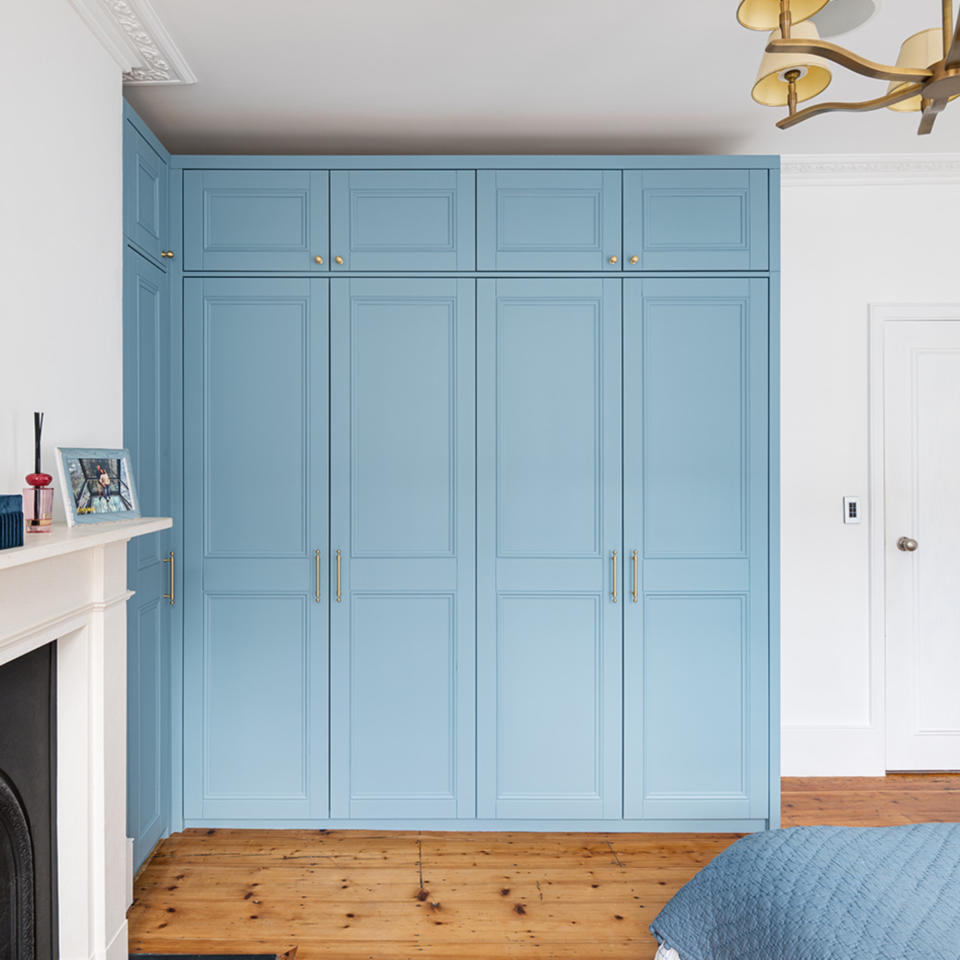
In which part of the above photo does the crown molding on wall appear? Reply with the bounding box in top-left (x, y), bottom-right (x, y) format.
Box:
top-left (782, 153), bottom-right (960, 186)
top-left (69, 0), bottom-right (196, 84)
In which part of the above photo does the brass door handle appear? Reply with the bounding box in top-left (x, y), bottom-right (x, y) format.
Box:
top-left (315, 549), bottom-right (321, 602)
top-left (611, 550), bottom-right (618, 603)
top-left (314, 255), bottom-right (324, 264)
top-left (334, 255), bottom-right (344, 265)
top-left (632, 549), bottom-right (638, 603)
top-left (629, 255), bottom-right (640, 264)
top-left (336, 548), bottom-right (342, 603)
top-left (161, 250), bottom-right (175, 259)
top-left (162, 551), bottom-right (175, 606)
top-left (608, 255), bottom-right (619, 264)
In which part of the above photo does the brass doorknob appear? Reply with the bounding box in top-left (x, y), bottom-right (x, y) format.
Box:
top-left (629, 255), bottom-right (640, 264)
top-left (334, 256), bottom-right (344, 265)
top-left (314, 255), bottom-right (324, 264)
top-left (608, 255), bottom-right (619, 264)
top-left (161, 250), bottom-right (174, 259)
top-left (897, 537), bottom-right (919, 552)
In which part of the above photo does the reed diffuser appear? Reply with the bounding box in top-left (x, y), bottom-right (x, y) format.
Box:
top-left (24, 411), bottom-right (54, 533)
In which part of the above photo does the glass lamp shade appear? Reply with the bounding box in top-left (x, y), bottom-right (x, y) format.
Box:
top-left (887, 29), bottom-right (943, 111)
top-left (752, 21), bottom-right (833, 106)
top-left (737, 0), bottom-right (831, 31)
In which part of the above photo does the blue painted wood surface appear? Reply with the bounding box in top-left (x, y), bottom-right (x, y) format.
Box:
top-left (330, 278), bottom-right (476, 819)
top-left (182, 277), bottom-right (329, 819)
top-left (477, 279), bottom-right (622, 819)
top-left (123, 120), bottom-right (168, 265)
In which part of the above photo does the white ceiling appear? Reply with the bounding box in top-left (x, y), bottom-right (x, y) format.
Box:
top-left (124, 0), bottom-right (960, 155)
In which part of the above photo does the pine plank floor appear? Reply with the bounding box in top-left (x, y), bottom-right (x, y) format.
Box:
top-left (129, 775), bottom-right (960, 959)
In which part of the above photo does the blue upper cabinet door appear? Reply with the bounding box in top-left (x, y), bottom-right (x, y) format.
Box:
top-left (477, 171), bottom-right (622, 271)
top-left (183, 170), bottom-right (329, 271)
top-left (330, 278), bottom-right (476, 820)
top-left (477, 279), bottom-right (622, 820)
top-left (182, 278), bottom-right (329, 821)
top-left (623, 170), bottom-right (769, 271)
top-left (623, 278), bottom-right (769, 822)
top-left (123, 122), bottom-right (168, 264)
top-left (123, 246), bottom-right (171, 866)
top-left (330, 170), bottom-right (475, 270)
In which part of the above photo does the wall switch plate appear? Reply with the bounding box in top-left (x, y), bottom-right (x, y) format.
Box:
top-left (843, 496), bottom-right (862, 524)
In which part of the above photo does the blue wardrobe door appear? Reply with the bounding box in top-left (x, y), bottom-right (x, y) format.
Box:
top-left (477, 171), bottom-right (622, 271)
top-left (623, 170), bottom-right (769, 271)
top-left (123, 123), bottom-right (168, 264)
top-left (477, 278), bottom-right (622, 820)
top-left (182, 277), bottom-right (329, 820)
top-left (183, 170), bottom-right (329, 271)
top-left (329, 278), bottom-right (476, 819)
top-left (330, 170), bottom-right (475, 270)
top-left (623, 278), bottom-right (769, 821)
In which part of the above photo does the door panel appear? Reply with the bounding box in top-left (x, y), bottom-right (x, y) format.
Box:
top-left (623, 170), bottom-right (768, 271)
top-left (477, 171), bottom-right (622, 271)
top-left (477, 278), bottom-right (622, 819)
top-left (183, 278), bottom-right (329, 820)
top-left (330, 170), bottom-right (475, 270)
top-left (124, 124), bottom-right (167, 264)
top-left (183, 170), bottom-right (329, 271)
top-left (623, 278), bottom-right (768, 820)
top-left (330, 278), bottom-right (475, 819)
top-left (123, 247), bottom-right (171, 865)
top-left (884, 319), bottom-right (960, 770)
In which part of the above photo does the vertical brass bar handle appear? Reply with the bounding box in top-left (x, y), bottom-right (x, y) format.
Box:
top-left (611, 550), bottom-right (618, 603)
top-left (315, 549), bottom-right (321, 603)
top-left (336, 548), bottom-right (342, 603)
top-left (162, 551), bottom-right (175, 606)
top-left (632, 549), bottom-right (639, 603)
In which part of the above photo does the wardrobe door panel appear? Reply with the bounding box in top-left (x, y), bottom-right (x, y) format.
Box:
top-left (183, 278), bottom-right (329, 821)
top-left (123, 123), bottom-right (167, 263)
top-left (623, 170), bottom-right (768, 271)
top-left (477, 278), bottom-right (622, 820)
top-left (477, 171), bottom-right (622, 271)
top-left (623, 278), bottom-right (769, 821)
top-left (183, 170), bottom-right (329, 271)
top-left (330, 170), bottom-right (475, 270)
top-left (330, 278), bottom-right (475, 819)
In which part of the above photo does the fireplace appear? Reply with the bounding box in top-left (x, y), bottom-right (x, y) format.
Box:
top-left (0, 643), bottom-right (58, 960)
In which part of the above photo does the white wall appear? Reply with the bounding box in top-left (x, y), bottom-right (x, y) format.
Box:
top-left (779, 156), bottom-right (960, 775)
top-left (0, 2), bottom-right (123, 518)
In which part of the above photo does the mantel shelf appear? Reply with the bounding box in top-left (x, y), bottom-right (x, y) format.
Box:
top-left (0, 517), bottom-right (172, 572)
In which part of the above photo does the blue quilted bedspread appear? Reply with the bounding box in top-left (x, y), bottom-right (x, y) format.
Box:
top-left (650, 824), bottom-right (960, 960)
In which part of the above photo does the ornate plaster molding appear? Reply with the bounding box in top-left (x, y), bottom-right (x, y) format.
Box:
top-left (782, 153), bottom-right (960, 185)
top-left (70, 0), bottom-right (196, 84)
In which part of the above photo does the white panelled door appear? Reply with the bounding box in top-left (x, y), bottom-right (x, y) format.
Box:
top-left (884, 319), bottom-right (960, 771)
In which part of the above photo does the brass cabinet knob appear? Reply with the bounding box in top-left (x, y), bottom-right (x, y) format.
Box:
top-left (161, 250), bottom-right (175, 259)
top-left (608, 255), bottom-right (619, 264)
top-left (314, 255), bottom-right (324, 264)
top-left (334, 255), bottom-right (344, 265)
top-left (629, 255), bottom-right (640, 264)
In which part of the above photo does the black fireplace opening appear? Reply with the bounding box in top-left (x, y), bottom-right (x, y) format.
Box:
top-left (0, 644), bottom-right (58, 960)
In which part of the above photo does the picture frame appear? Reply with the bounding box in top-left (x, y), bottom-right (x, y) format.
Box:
top-left (55, 447), bottom-right (141, 526)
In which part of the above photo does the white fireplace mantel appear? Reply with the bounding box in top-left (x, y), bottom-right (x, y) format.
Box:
top-left (0, 516), bottom-right (171, 960)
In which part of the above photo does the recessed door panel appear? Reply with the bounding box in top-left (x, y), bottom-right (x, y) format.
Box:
top-left (478, 171), bottom-right (622, 271)
top-left (478, 278), bottom-right (622, 820)
top-left (184, 170), bottom-right (329, 271)
top-left (331, 278), bottom-right (475, 819)
top-left (124, 123), bottom-right (167, 263)
top-left (623, 170), bottom-right (768, 270)
top-left (331, 170), bottom-right (475, 270)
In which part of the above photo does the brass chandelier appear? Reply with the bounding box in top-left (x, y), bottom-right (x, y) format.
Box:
top-left (738, 0), bottom-right (960, 134)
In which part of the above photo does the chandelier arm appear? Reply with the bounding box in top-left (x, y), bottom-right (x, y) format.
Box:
top-left (918, 98), bottom-right (949, 134)
top-left (766, 38), bottom-right (934, 83)
top-left (775, 83), bottom-right (927, 130)
top-left (947, 12), bottom-right (960, 65)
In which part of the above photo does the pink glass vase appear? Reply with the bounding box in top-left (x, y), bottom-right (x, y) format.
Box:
top-left (23, 487), bottom-right (53, 533)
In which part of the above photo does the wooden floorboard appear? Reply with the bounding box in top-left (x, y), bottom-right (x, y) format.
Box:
top-left (130, 776), bottom-right (960, 959)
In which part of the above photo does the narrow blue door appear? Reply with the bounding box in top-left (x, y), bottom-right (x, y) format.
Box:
top-left (123, 121), bottom-right (168, 264)
top-left (623, 278), bottom-right (769, 821)
top-left (182, 278), bottom-right (329, 821)
top-left (477, 279), bottom-right (622, 819)
top-left (123, 246), bottom-right (172, 866)
top-left (330, 278), bottom-right (476, 819)
top-left (330, 170), bottom-right (475, 270)
top-left (477, 171), bottom-right (622, 271)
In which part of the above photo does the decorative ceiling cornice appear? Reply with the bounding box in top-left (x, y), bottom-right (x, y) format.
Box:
top-left (782, 153), bottom-right (960, 185)
top-left (69, 0), bottom-right (196, 85)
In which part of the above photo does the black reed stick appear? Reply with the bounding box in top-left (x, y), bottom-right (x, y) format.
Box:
top-left (33, 412), bottom-right (43, 524)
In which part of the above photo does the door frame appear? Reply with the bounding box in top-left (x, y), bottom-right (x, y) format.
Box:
top-left (868, 303), bottom-right (960, 772)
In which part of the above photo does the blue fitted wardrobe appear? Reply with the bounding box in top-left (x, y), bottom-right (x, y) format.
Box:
top-left (123, 103), bottom-right (780, 866)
